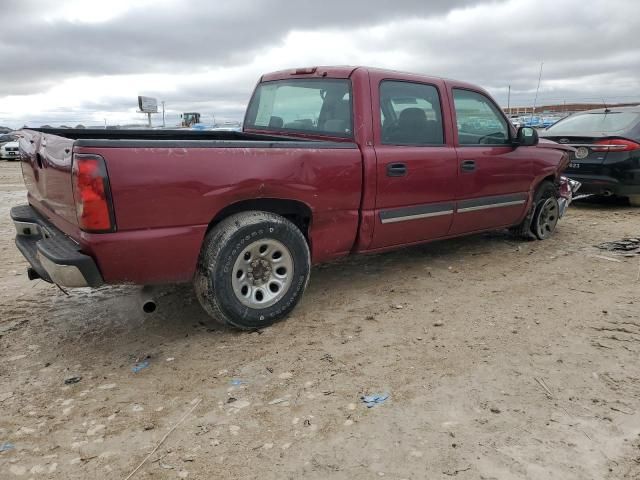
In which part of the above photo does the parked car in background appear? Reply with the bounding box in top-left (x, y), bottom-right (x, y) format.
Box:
top-left (0, 141), bottom-right (20, 160)
top-left (211, 121), bottom-right (243, 132)
top-left (510, 116), bottom-right (523, 128)
top-left (541, 116), bottom-right (562, 128)
top-left (0, 133), bottom-right (18, 147)
top-left (12, 66), bottom-right (574, 329)
top-left (541, 106), bottom-right (640, 206)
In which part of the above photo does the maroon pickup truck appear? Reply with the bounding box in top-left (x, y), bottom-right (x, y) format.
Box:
top-left (12, 66), bottom-right (573, 329)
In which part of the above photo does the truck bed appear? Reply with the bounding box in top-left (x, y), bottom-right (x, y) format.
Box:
top-left (18, 128), bottom-right (363, 283)
top-left (28, 127), bottom-right (356, 151)
top-left (29, 127), bottom-right (327, 144)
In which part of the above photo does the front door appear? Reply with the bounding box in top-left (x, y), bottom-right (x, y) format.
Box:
top-left (370, 78), bottom-right (458, 249)
top-left (448, 87), bottom-right (534, 235)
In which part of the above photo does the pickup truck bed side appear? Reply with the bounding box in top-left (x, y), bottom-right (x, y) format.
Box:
top-left (20, 131), bottom-right (363, 283)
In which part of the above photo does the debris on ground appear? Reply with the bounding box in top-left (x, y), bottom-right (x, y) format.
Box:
top-left (361, 393), bottom-right (390, 408)
top-left (64, 376), bottom-right (82, 385)
top-left (588, 254), bottom-right (623, 263)
top-left (230, 379), bottom-right (247, 386)
top-left (534, 377), bottom-right (554, 399)
top-left (132, 360), bottom-right (150, 373)
top-left (443, 466), bottom-right (471, 476)
top-left (596, 238), bottom-right (640, 255)
top-left (0, 442), bottom-right (15, 452)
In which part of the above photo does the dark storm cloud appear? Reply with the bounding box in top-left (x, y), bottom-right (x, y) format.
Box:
top-left (0, 0), bottom-right (482, 96)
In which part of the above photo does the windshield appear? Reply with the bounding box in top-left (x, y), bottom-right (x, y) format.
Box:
top-left (546, 111), bottom-right (640, 135)
top-left (245, 79), bottom-right (353, 138)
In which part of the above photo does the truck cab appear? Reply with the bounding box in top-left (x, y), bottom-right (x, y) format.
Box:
top-left (243, 67), bottom-right (567, 251)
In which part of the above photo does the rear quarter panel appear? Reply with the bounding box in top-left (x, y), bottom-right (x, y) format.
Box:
top-left (74, 144), bottom-right (363, 283)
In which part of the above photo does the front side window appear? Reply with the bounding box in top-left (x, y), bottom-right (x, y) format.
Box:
top-left (380, 81), bottom-right (444, 145)
top-left (245, 79), bottom-right (352, 138)
top-left (453, 89), bottom-right (510, 145)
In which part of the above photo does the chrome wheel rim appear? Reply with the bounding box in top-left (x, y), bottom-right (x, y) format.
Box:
top-left (536, 197), bottom-right (559, 238)
top-left (231, 238), bottom-right (294, 308)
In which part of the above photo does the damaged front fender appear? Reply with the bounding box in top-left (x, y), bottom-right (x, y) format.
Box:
top-left (558, 176), bottom-right (582, 218)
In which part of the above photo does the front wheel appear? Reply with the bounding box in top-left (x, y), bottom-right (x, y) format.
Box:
top-left (532, 195), bottom-right (559, 239)
top-left (194, 211), bottom-right (311, 330)
top-left (510, 181), bottom-right (559, 240)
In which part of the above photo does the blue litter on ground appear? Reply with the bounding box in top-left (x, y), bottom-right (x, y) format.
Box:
top-left (230, 379), bottom-right (247, 386)
top-left (132, 360), bottom-right (150, 373)
top-left (0, 442), bottom-right (15, 452)
top-left (361, 393), bottom-right (389, 408)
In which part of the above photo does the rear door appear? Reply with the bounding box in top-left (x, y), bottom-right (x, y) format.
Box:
top-left (448, 87), bottom-right (534, 235)
top-left (369, 76), bottom-right (458, 249)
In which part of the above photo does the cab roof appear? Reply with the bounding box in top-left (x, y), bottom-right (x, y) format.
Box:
top-left (260, 66), bottom-right (480, 91)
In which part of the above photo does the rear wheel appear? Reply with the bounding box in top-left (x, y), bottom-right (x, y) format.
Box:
top-left (194, 211), bottom-right (311, 330)
top-left (628, 195), bottom-right (640, 207)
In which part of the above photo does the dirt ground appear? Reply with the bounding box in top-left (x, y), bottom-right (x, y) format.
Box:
top-left (1, 160), bottom-right (639, 480)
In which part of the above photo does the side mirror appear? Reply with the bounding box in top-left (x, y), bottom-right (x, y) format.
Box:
top-left (515, 126), bottom-right (538, 147)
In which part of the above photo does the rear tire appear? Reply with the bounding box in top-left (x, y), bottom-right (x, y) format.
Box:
top-left (510, 181), bottom-right (559, 240)
top-left (194, 211), bottom-right (311, 330)
top-left (628, 195), bottom-right (640, 207)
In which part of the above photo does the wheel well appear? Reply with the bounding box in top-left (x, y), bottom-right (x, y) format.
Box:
top-left (534, 175), bottom-right (558, 195)
top-left (208, 199), bottom-right (312, 238)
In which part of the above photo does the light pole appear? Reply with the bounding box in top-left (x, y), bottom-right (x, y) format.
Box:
top-left (162, 101), bottom-right (166, 128)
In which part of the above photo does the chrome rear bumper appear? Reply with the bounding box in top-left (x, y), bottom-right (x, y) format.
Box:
top-left (11, 204), bottom-right (103, 288)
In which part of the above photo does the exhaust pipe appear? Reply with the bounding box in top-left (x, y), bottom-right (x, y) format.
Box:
top-left (140, 286), bottom-right (157, 314)
top-left (27, 267), bottom-right (41, 280)
top-left (602, 189), bottom-right (614, 197)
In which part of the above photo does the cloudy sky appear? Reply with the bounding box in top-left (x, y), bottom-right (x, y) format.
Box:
top-left (1, 0), bottom-right (639, 128)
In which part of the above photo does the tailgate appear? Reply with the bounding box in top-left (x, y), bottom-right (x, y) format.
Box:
top-left (19, 130), bottom-right (79, 232)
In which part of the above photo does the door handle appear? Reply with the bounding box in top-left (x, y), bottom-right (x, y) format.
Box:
top-left (461, 160), bottom-right (476, 172)
top-left (387, 162), bottom-right (407, 177)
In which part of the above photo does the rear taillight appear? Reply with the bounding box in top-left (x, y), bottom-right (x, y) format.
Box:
top-left (591, 139), bottom-right (640, 152)
top-left (71, 154), bottom-right (115, 232)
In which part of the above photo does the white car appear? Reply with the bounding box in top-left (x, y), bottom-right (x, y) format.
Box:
top-left (0, 141), bottom-right (19, 160)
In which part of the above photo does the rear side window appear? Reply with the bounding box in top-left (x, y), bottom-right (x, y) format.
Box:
top-left (380, 81), bottom-right (444, 145)
top-left (546, 111), bottom-right (640, 135)
top-left (245, 79), bottom-right (352, 138)
top-left (453, 89), bottom-right (510, 145)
